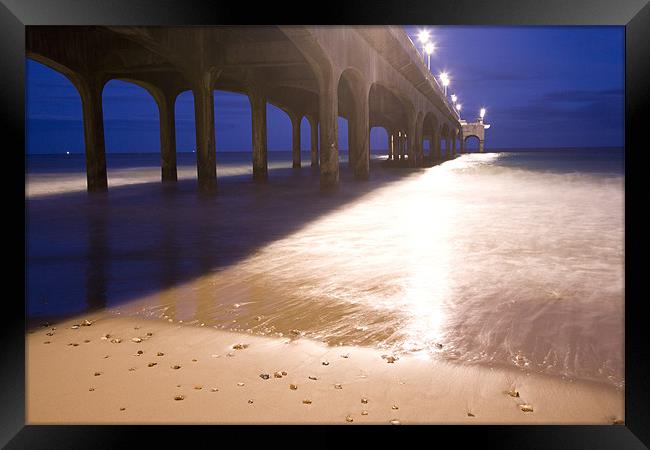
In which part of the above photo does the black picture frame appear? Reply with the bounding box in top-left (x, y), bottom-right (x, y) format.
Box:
top-left (4, 0), bottom-right (649, 447)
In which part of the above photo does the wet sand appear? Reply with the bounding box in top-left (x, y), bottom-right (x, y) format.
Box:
top-left (27, 312), bottom-right (623, 424)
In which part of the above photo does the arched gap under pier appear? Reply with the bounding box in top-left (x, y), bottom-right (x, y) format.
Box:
top-left (337, 117), bottom-right (349, 166)
top-left (174, 90), bottom-right (198, 176)
top-left (102, 79), bottom-right (160, 181)
top-left (213, 90), bottom-right (252, 175)
top-left (266, 103), bottom-right (293, 168)
top-left (464, 135), bottom-right (481, 152)
top-left (26, 58), bottom-right (85, 164)
top-left (370, 126), bottom-right (389, 160)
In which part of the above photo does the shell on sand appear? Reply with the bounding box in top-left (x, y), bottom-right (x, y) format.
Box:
top-left (519, 404), bottom-right (534, 412)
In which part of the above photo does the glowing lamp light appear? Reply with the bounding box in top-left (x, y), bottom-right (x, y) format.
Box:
top-left (451, 94), bottom-right (457, 103)
top-left (456, 103), bottom-right (462, 111)
top-left (417, 29), bottom-right (431, 44)
top-left (480, 108), bottom-right (486, 119)
top-left (424, 42), bottom-right (435, 55)
top-left (439, 72), bottom-right (450, 87)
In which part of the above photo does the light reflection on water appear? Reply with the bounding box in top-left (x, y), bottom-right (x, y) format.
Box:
top-left (27, 151), bottom-right (624, 388)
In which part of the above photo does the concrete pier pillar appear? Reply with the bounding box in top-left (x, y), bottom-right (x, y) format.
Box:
top-left (407, 115), bottom-right (417, 167)
top-left (460, 137), bottom-right (465, 154)
top-left (318, 72), bottom-right (339, 189)
top-left (77, 74), bottom-right (108, 192)
top-left (397, 131), bottom-right (404, 161)
top-left (479, 140), bottom-right (485, 153)
top-left (290, 112), bottom-right (302, 169)
top-left (249, 88), bottom-right (268, 181)
top-left (193, 82), bottom-right (217, 194)
top-left (415, 117), bottom-right (424, 167)
top-left (156, 90), bottom-right (178, 182)
top-left (451, 136), bottom-right (457, 157)
top-left (308, 116), bottom-right (319, 168)
top-left (389, 133), bottom-right (394, 160)
top-left (350, 90), bottom-right (369, 180)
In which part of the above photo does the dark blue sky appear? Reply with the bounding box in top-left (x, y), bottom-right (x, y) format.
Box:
top-left (26, 26), bottom-right (624, 154)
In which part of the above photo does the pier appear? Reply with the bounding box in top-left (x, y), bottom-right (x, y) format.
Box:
top-left (25, 26), bottom-right (482, 193)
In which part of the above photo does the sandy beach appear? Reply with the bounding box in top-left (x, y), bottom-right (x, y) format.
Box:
top-left (26, 312), bottom-right (623, 425)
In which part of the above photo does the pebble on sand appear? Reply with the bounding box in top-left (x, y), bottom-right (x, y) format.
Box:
top-left (519, 404), bottom-right (534, 412)
top-left (308, 376), bottom-right (318, 381)
top-left (361, 398), bottom-right (368, 404)
top-left (89, 387), bottom-right (95, 392)
top-left (467, 412), bottom-right (475, 417)
top-left (211, 388), bottom-right (219, 392)
top-left (392, 405), bottom-right (399, 410)
top-left (340, 353), bottom-right (350, 359)
top-left (259, 373), bottom-right (270, 380)
top-left (171, 365), bottom-right (181, 370)
top-left (302, 399), bottom-right (312, 405)
top-left (237, 382), bottom-right (245, 387)
top-left (507, 389), bottom-right (520, 398)
top-left (148, 362), bottom-right (157, 367)
top-left (248, 400), bottom-right (254, 404)
top-left (334, 383), bottom-right (343, 390)
top-left (120, 407), bottom-right (126, 411)
top-left (194, 386), bottom-right (202, 390)
top-left (111, 338), bottom-right (122, 344)
top-left (232, 343), bottom-right (249, 350)
top-left (381, 355), bottom-right (398, 364)
top-left (71, 325), bottom-right (79, 330)
top-left (174, 395), bottom-right (185, 401)
top-left (274, 372), bottom-right (283, 378)
top-left (289, 384), bottom-right (298, 390)
top-left (131, 337), bottom-right (142, 343)
top-left (345, 415), bottom-right (354, 423)
top-left (94, 372), bottom-right (102, 376)
top-left (322, 361), bottom-right (329, 366)
top-left (157, 352), bottom-right (164, 356)
top-left (361, 410), bottom-right (369, 416)
top-left (389, 419), bottom-right (400, 425)
top-left (68, 343), bottom-right (79, 347)
top-left (137, 350), bottom-right (144, 355)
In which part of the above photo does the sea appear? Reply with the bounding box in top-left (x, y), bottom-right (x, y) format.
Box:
top-left (25, 148), bottom-right (625, 389)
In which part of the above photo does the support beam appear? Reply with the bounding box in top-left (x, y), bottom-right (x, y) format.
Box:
top-left (290, 112), bottom-right (302, 169)
top-left (451, 135), bottom-right (457, 157)
top-left (156, 90), bottom-right (178, 182)
top-left (479, 140), bottom-right (485, 153)
top-left (193, 82), bottom-right (217, 194)
top-left (318, 71), bottom-right (339, 189)
top-left (308, 116), bottom-right (319, 168)
top-left (350, 87), bottom-right (369, 180)
top-left (407, 113), bottom-right (417, 168)
top-left (77, 74), bottom-right (108, 192)
top-left (249, 88), bottom-right (268, 181)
